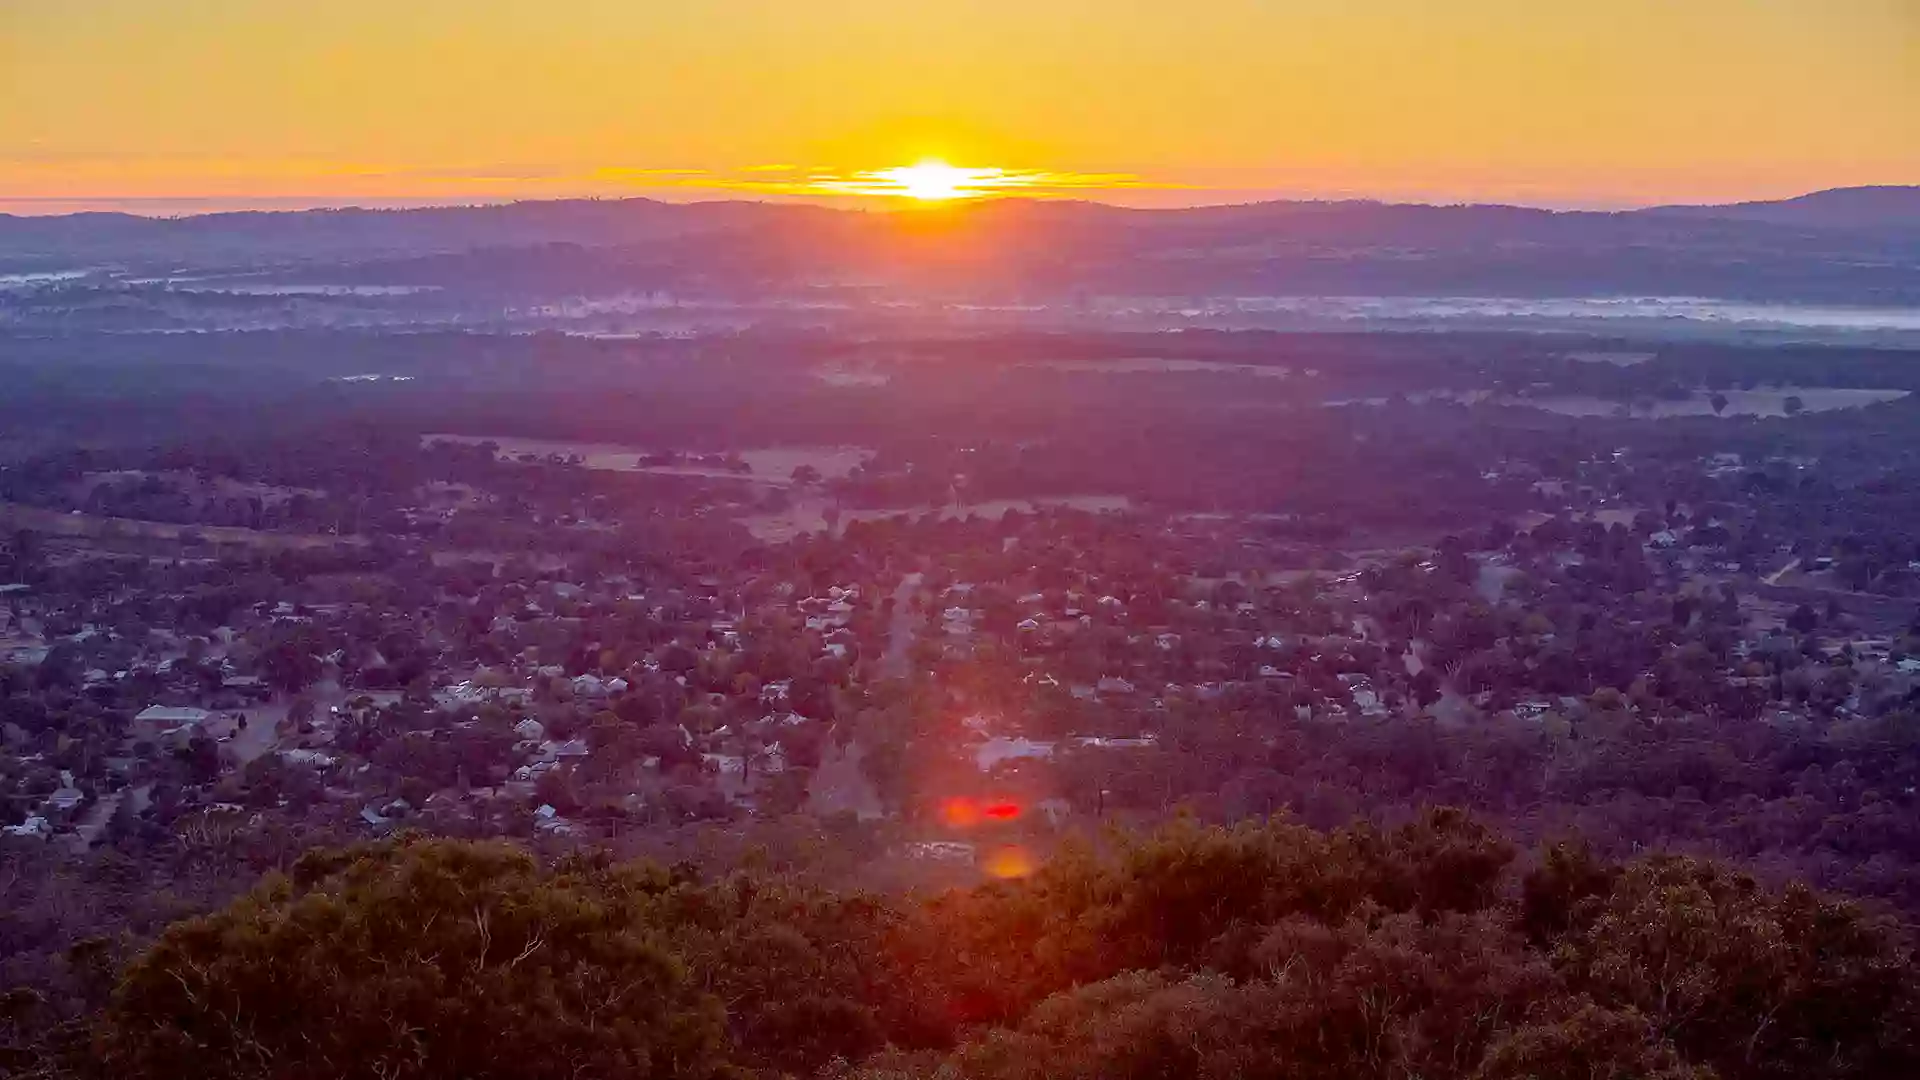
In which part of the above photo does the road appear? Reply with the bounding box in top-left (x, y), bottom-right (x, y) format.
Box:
top-left (881, 572), bottom-right (925, 679)
top-left (72, 783), bottom-right (151, 845)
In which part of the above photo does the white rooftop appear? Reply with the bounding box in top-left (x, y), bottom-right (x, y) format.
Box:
top-left (136, 705), bottom-right (211, 725)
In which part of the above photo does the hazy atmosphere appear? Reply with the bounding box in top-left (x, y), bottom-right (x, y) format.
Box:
top-left (5, 5), bottom-right (1920, 1080)
top-left (4, 0), bottom-right (1916, 212)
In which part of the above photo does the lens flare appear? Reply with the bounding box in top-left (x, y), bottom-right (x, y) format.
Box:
top-left (940, 796), bottom-right (1025, 828)
top-left (940, 797), bottom-right (983, 828)
top-left (982, 845), bottom-right (1038, 879)
top-left (981, 801), bottom-right (1023, 821)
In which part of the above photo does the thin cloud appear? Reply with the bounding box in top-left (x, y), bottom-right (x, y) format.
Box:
top-left (0, 156), bottom-right (1200, 209)
top-left (587, 167), bottom-right (714, 180)
top-left (593, 165), bottom-right (1194, 200)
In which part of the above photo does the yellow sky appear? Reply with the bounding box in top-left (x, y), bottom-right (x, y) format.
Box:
top-left (2, 0), bottom-right (1915, 213)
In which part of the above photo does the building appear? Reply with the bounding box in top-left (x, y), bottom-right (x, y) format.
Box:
top-left (135, 705), bottom-right (212, 727)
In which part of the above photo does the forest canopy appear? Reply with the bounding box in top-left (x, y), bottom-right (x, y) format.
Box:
top-left (44, 812), bottom-right (1920, 1080)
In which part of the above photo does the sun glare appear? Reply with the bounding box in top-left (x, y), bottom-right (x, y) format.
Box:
top-left (792, 161), bottom-right (1173, 203)
top-left (869, 161), bottom-right (1003, 201)
top-left (886, 161), bottom-right (969, 201)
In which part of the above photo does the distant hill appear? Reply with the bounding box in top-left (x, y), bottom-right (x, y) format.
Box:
top-left (4, 186), bottom-right (1917, 305)
top-left (5, 186), bottom-right (1917, 265)
top-left (0, 198), bottom-right (835, 263)
top-left (1639, 185), bottom-right (1920, 229)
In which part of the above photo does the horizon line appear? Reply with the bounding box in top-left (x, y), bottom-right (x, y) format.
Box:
top-left (3, 182), bottom-right (1916, 221)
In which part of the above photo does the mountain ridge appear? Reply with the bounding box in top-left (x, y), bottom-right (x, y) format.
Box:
top-left (6, 184), bottom-right (1915, 233)
top-left (4, 186), bottom-right (1916, 306)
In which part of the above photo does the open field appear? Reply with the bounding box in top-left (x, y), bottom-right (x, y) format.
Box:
top-left (66, 470), bottom-right (323, 504)
top-left (1564, 351), bottom-right (1655, 366)
top-left (1497, 387), bottom-right (1910, 418)
top-left (740, 494), bottom-right (1134, 542)
top-left (423, 435), bottom-right (872, 483)
top-left (1332, 387), bottom-right (1909, 417)
top-left (1029, 358), bottom-right (1294, 378)
top-left (0, 503), bottom-right (360, 550)
top-left (429, 549), bottom-right (573, 571)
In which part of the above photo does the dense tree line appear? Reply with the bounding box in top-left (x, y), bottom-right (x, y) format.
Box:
top-left (7, 813), bottom-right (1916, 1079)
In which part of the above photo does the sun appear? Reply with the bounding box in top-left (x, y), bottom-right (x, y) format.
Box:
top-left (805, 160), bottom-right (1037, 201)
top-left (873, 160), bottom-right (995, 201)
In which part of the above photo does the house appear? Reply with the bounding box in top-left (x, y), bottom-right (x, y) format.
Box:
top-left (539, 738), bottom-right (591, 761)
top-left (135, 705), bottom-right (214, 746)
top-left (901, 841), bottom-right (976, 862)
top-left (136, 705), bottom-right (212, 726)
top-left (3, 816), bottom-right (51, 840)
top-left (974, 736), bottom-right (1056, 771)
top-left (222, 675), bottom-right (269, 698)
top-left (42, 787), bottom-right (84, 816)
top-left (1514, 700), bottom-right (1555, 722)
top-left (533, 804), bottom-right (574, 834)
top-left (754, 744), bottom-right (787, 775)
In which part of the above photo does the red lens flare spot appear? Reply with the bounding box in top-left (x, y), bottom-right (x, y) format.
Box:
top-left (940, 797), bottom-right (1024, 828)
top-left (981, 801), bottom-right (1023, 821)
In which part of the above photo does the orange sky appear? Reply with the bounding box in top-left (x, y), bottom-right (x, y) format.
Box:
top-left (2, 0), bottom-right (1915, 214)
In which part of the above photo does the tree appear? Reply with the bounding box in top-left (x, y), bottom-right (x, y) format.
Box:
top-left (261, 633), bottom-right (322, 694)
top-left (63, 816), bottom-right (1920, 1080)
top-left (1710, 392), bottom-right (1730, 415)
top-left (1788, 603), bottom-right (1820, 635)
top-left (1477, 1002), bottom-right (1703, 1080)
top-left (286, 694), bottom-right (317, 731)
top-left (100, 837), bottom-right (726, 1080)
top-left (1554, 855), bottom-right (1920, 1080)
top-left (1783, 394), bottom-right (1806, 416)
top-left (1410, 668), bottom-right (1443, 709)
